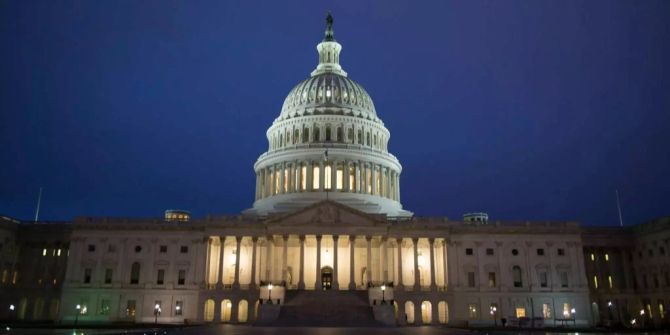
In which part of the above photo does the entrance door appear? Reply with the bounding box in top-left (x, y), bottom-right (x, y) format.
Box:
top-left (321, 267), bottom-right (333, 290)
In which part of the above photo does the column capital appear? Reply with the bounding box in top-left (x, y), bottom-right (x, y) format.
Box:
top-left (282, 234), bottom-right (289, 242)
top-left (252, 236), bottom-right (258, 243)
top-left (316, 235), bottom-right (322, 241)
top-left (235, 236), bottom-right (243, 243)
top-left (396, 237), bottom-right (403, 245)
top-left (365, 236), bottom-right (372, 242)
top-left (428, 237), bottom-right (435, 244)
top-left (299, 235), bottom-right (306, 242)
top-left (333, 235), bottom-right (340, 241)
top-left (349, 235), bottom-right (356, 242)
top-left (411, 237), bottom-right (419, 244)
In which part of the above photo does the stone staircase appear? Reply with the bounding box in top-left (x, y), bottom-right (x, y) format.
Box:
top-left (271, 290), bottom-right (380, 327)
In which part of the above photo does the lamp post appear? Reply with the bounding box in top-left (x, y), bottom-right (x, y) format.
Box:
top-left (490, 306), bottom-right (498, 326)
top-left (154, 304), bottom-right (161, 325)
top-left (639, 308), bottom-right (645, 329)
top-left (571, 308), bottom-right (576, 327)
top-left (267, 284), bottom-right (274, 304)
top-left (74, 304), bottom-right (81, 329)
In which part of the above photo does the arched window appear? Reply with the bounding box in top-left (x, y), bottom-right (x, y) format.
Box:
top-left (314, 127), bottom-right (320, 142)
top-left (438, 301), bottom-right (448, 324)
top-left (294, 129), bottom-right (300, 144)
top-left (421, 301), bottom-right (432, 324)
top-left (303, 128), bottom-right (309, 143)
top-left (357, 130), bottom-right (363, 144)
top-left (337, 127), bottom-right (343, 142)
top-left (279, 134), bottom-right (283, 147)
top-left (366, 132), bottom-right (371, 146)
top-left (130, 262), bottom-right (140, 284)
top-left (325, 126), bottom-right (332, 141)
top-left (204, 299), bottom-right (215, 322)
top-left (221, 299), bottom-right (232, 322)
top-left (373, 134), bottom-right (378, 148)
top-left (512, 266), bottom-right (522, 287)
top-left (238, 300), bottom-right (249, 323)
top-left (347, 128), bottom-right (354, 143)
top-left (405, 301), bottom-right (415, 324)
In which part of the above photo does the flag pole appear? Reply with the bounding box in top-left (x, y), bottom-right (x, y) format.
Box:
top-left (34, 187), bottom-right (43, 222)
top-left (616, 189), bottom-right (623, 227)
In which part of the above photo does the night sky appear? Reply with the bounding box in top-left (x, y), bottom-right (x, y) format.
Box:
top-left (1, 1), bottom-right (669, 226)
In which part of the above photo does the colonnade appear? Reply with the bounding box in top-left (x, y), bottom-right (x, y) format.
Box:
top-left (254, 160), bottom-right (400, 202)
top-left (205, 235), bottom-right (449, 291)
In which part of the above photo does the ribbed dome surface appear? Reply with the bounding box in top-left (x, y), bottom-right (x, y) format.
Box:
top-left (278, 73), bottom-right (378, 122)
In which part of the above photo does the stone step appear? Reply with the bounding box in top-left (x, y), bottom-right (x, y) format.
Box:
top-left (272, 289), bottom-right (381, 326)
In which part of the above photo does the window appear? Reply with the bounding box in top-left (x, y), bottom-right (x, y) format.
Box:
top-left (130, 262), bottom-right (140, 284)
top-left (467, 272), bottom-right (475, 287)
top-left (542, 303), bottom-right (552, 319)
top-left (465, 248), bottom-right (473, 256)
top-left (107, 244), bottom-right (116, 253)
top-left (468, 304), bottom-right (478, 319)
top-left (135, 245), bottom-right (142, 253)
top-left (660, 301), bottom-right (666, 319)
top-left (488, 272), bottom-right (496, 288)
top-left (605, 253), bottom-right (609, 261)
top-left (560, 272), bottom-right (569, 288)
top-left (104, 268), bottom-right (113, 284)
top-left (312, 166), bottom-right (320, 190)
top-left (324, 165), bottom-right (332, 189)
top-left (159, 245), bottom-right (167, 253)
top-left (180, 246), bottom-right (188, 254)
top-left (42, 248), bottom-right (47, 256)
top-left (99, 299), bottom-right (111, 315)
top-left (516, 307), bottom-right (526, 318)
top-left (557, 248), bottom-right (565, 256)
top-left (57, 248), bottom-right (61, 256)
top-left (126, 300), bottom-right (136, 317)
top-left (590, 253), bottom-right (595, 261)
top-left (537, 248), bottom-right (545, 256)
top-left (661, 247), bottom-right (666, 255)
top-left (175, 301), bottom-right (183, 316)
top-left (157, 269), bottom-right (165, 285)
top-left (83, 268), bottom-right (92, 284)
top-left (178, 270), bottom-right (186, 285)
top-left (539, 272), bottom-right (548, 288)
top-left (486, 248), bottom-right (494, 255)
top-left (593, 275), bottom-right (599, 289)
top-left (608, 275), bottom-right (613, 289)
top-left (79, 300), bottom-right (89, 315)
top-left (563, 303), bottom-right (572, 318)
top-left (654, 274), bottom-right (660, 288)
top-left (88, 244), bottom-right (96, 252)
top-left (643, 275), bottom-right (648, 289)
top-left (512, 266), bottom-right (522, 287)
top-left (512, 249), bottom-right (519, 256)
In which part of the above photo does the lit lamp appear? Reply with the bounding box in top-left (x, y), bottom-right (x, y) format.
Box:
top-left (267, 284), bottom-right (274, 304)
top-left (74, 304), bottom-right (81, 329)
top-left (639, 308), bottom-right (645, 328)
top-left (490, 306), bottom-right (498, 326)
top-left (607, 301), bottom-right (613, 307)
top-left (571, 308), bottom-right (577, 327)
top-left (154, 303), bottom-right (161, 324)
top-left (380, 284), bottom-right (386, 304)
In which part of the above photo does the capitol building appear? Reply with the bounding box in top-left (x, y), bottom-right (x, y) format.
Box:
top-left (1, 15), bottom-right (669, 328)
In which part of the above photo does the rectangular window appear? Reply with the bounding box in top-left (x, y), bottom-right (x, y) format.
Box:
top-left (99, 299), bottom-right (111, 315)
top-left (336, 167), bottom-right (343, 190)
top-left (88, 244), bottom-right (96, 252)
top-left (659, 301), bottom-right (665, 319)
top-left (157, 269), bottom-right (165, 285)
top-left (465, 248), bottom-right (473, 255)
top-left (605, 253), bottom-right (609, 261)
top-left (312, 166), bottom-right (320, 190)
top-left (366, 169), bottom-right (372, 194)
top-left (180, 246), bottom-right (189, 253)
top-left (563, 303), bottom-right (572, 318)
top-left (349, 166), bottom-right (355, 191)
top-left (540, 272), bottom-right (548, 288)
top-left (283, 168), bottom-right (289, 192)
top-left (300, 166), bottom-right (307, 191)
top-left (79, 300), bottom-right (89, 315)
top-left (557, 248), bottom-right (565, 256)
top-left (593, 275), bottom-right (599, 289)
top-left (608, 275), bottom-right (613, 289)
top-left (542, 303), bottom-right (552, 319)
top-left (83, 268), bottom-right (92, 284)
top-left (324, 165), bottom-right (332, 190)
top-left (126, 300), bottom-right (136, 317)
top-left (175, 300), bottom-right (183, 316)
top-left (516, 307), bottom-right (526, 318)
top-left (590, 253), bottom-right (595, 261)
top-left (57, 248), bottom-right (62, 256)
top-left (486, 248), bottom-right (494, 255)
top-left (467, 272), bottom-right (476, 287)
top-left (104, 268), bottom-right (113, 284)
top-left (159, 245), bottom-right (167, 253)
top-left (560, 271), bottom-right (569, 288)
top-left (178, 270), bottom-right (186, 285)
top-left (488, 272), bottom-right (496, 288)
top-left (42, 248), bottom-right (47, 256)
top-left (468, 304), bottom-right (478, 319)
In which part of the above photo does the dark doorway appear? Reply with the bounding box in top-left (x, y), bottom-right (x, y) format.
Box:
top-left (321, 267), bottom-right (333, 290)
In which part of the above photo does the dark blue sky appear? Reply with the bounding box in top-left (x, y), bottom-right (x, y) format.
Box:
top-left (1, 1), bottom-right (669, 226)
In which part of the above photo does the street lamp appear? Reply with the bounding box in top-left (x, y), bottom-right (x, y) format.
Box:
top-left (490, 306), bottom-right (498, 326)
top-left (154, 304), bottom-right (161, 325)
top-left (267, 284), bottom-right (274, 304)
top-left (571, 308), bottom-right (576, 327)
top-left (380, 285), bottom-right (386, 304)
top-left (639, 308), bottom-right (645, 329)
top-left (74, 304), bottom-right (81, 329)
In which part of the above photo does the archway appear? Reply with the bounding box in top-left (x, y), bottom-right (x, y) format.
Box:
top-left (221, 299), bottom-right (232, 322)
top-left (438, 301), bottom-right (449, 324)
top-left (238, 300), bottom-right (248, 323)
top-left (17, 298), bottom-right (27, 320)
top-left (421, 301), bottom-right (432, 324)
top-left (321, 266), bottom-right (333, 290)
top-left (591, 301), bottom-right (600, 325)
top-left (405, 301), bottom-right (415, 324)
top-left (48, 299), bottom-right (60, 320)
top-left (203, 299), bottom-right (215, 322)
top-left (32, 298), bottom-right (44, 320)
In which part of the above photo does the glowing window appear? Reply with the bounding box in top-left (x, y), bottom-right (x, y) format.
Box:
top-left (593, 275), bottom-right (599, 289)
top-left (312, 166), bottom-right (320, 190)
top-left (542, 303), bottom-right (552, 319)
top-left (563, 303), bottom-right (572, 317)
top-left (605, 253), bottom-right (609, 261)
top-left (274, 170), bottom-right (280, 194)
top-left (283, 168), bottom-right (289, 192)
top-left (516, 307), bottom-right (526, 318)
top-left (324, 165), bottom-right (332, 190)
top-left (300, 166), bottom-right (307, 191)
top-left (42, 249), bottom-right (47, 256)
top-left (468, 304), bottom-right (478, 319)
top-left (608, 275), bottom-right (613, 289)
top-left (57, 249), bottom-right (61, 256)
top-left (590, 253), bottom-right (595, 261)
top-left (349, 166), bottom-right (355, 191)
top-left (326, 89), bottom-right (331, 98)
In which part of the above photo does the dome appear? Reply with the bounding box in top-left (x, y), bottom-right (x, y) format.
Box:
top-left (277, 73), bottom-right (379, 123)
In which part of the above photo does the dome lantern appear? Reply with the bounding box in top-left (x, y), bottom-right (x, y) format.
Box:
top-left (311, 13), bottom-right (347, 77)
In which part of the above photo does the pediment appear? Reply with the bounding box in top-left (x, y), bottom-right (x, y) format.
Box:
top-left (266, 200), bottom-right (385, 227)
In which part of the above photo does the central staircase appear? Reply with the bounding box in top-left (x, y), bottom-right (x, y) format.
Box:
top-left (272, 290), bottom-right (380, 326)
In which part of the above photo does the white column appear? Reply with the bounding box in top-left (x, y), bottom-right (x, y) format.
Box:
top-left (315, 235), bottom-right (322, 290)
top-left (366, 236), bottom-right (372, 285)
top-left (218, 237), bottom-right (225, 288)
top-left (250, 237), bottom-right (258, 288)
top-left (298, 235), bottom-right (305, 289)
top-left (429, 238), bottom-right (436, 290)
top-left (282, 235), bottom-right (288, 283)
top-left (344, 161), bottom-right (350, 192)
top-left (307, 161), bottom-right (313, 191)
top-left (442, 239), bottom-right (449, 290)
top-left (349, 235), bottom-right (356, 290)
top-left (382, 237), bottom-right (389, 282)
top-left (371, 164), bottom-right (377, 195)
top-left (233, 236), bottom-right (242, 288)
top-left (413, 238), bottom-right (420, 290)
top-left (397, 238), bottom-right (404, 288)
top-left (319, 161), bottom-right (325, 191)
top-left (265, 236), bottom-right (273, 282)
top-left (333, 235), bottom-right (339, 289)
top-left (279, 162), bottom-right (286, 194)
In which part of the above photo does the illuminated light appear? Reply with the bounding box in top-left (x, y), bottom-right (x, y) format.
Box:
top-left (571, 308), bottom-right (576, 315)
top-left (57, 249), bottom-right (62, 256)
top-left (9, 304), bottom-right (15, 311)
top-left (590, 253), bottom-right (595, 261)
top-left (607, 301), bottom-right (613, 307)
top-left (175, 306), bottom-right (181, 310)
top-left (42, 249), bottom-right (47, 256)
top-left (326, 89), bottom-right (331, 98)
top-left (227, 302), bottom-right (232, 308)
top-left (640, 309), bottom-right (645, 316)
top-left (605, 253), bottom-right (609, 261)
top-left (631, 318), bottom-right (636, 325)
top-left (381, 285), bottom-right (386, 291)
